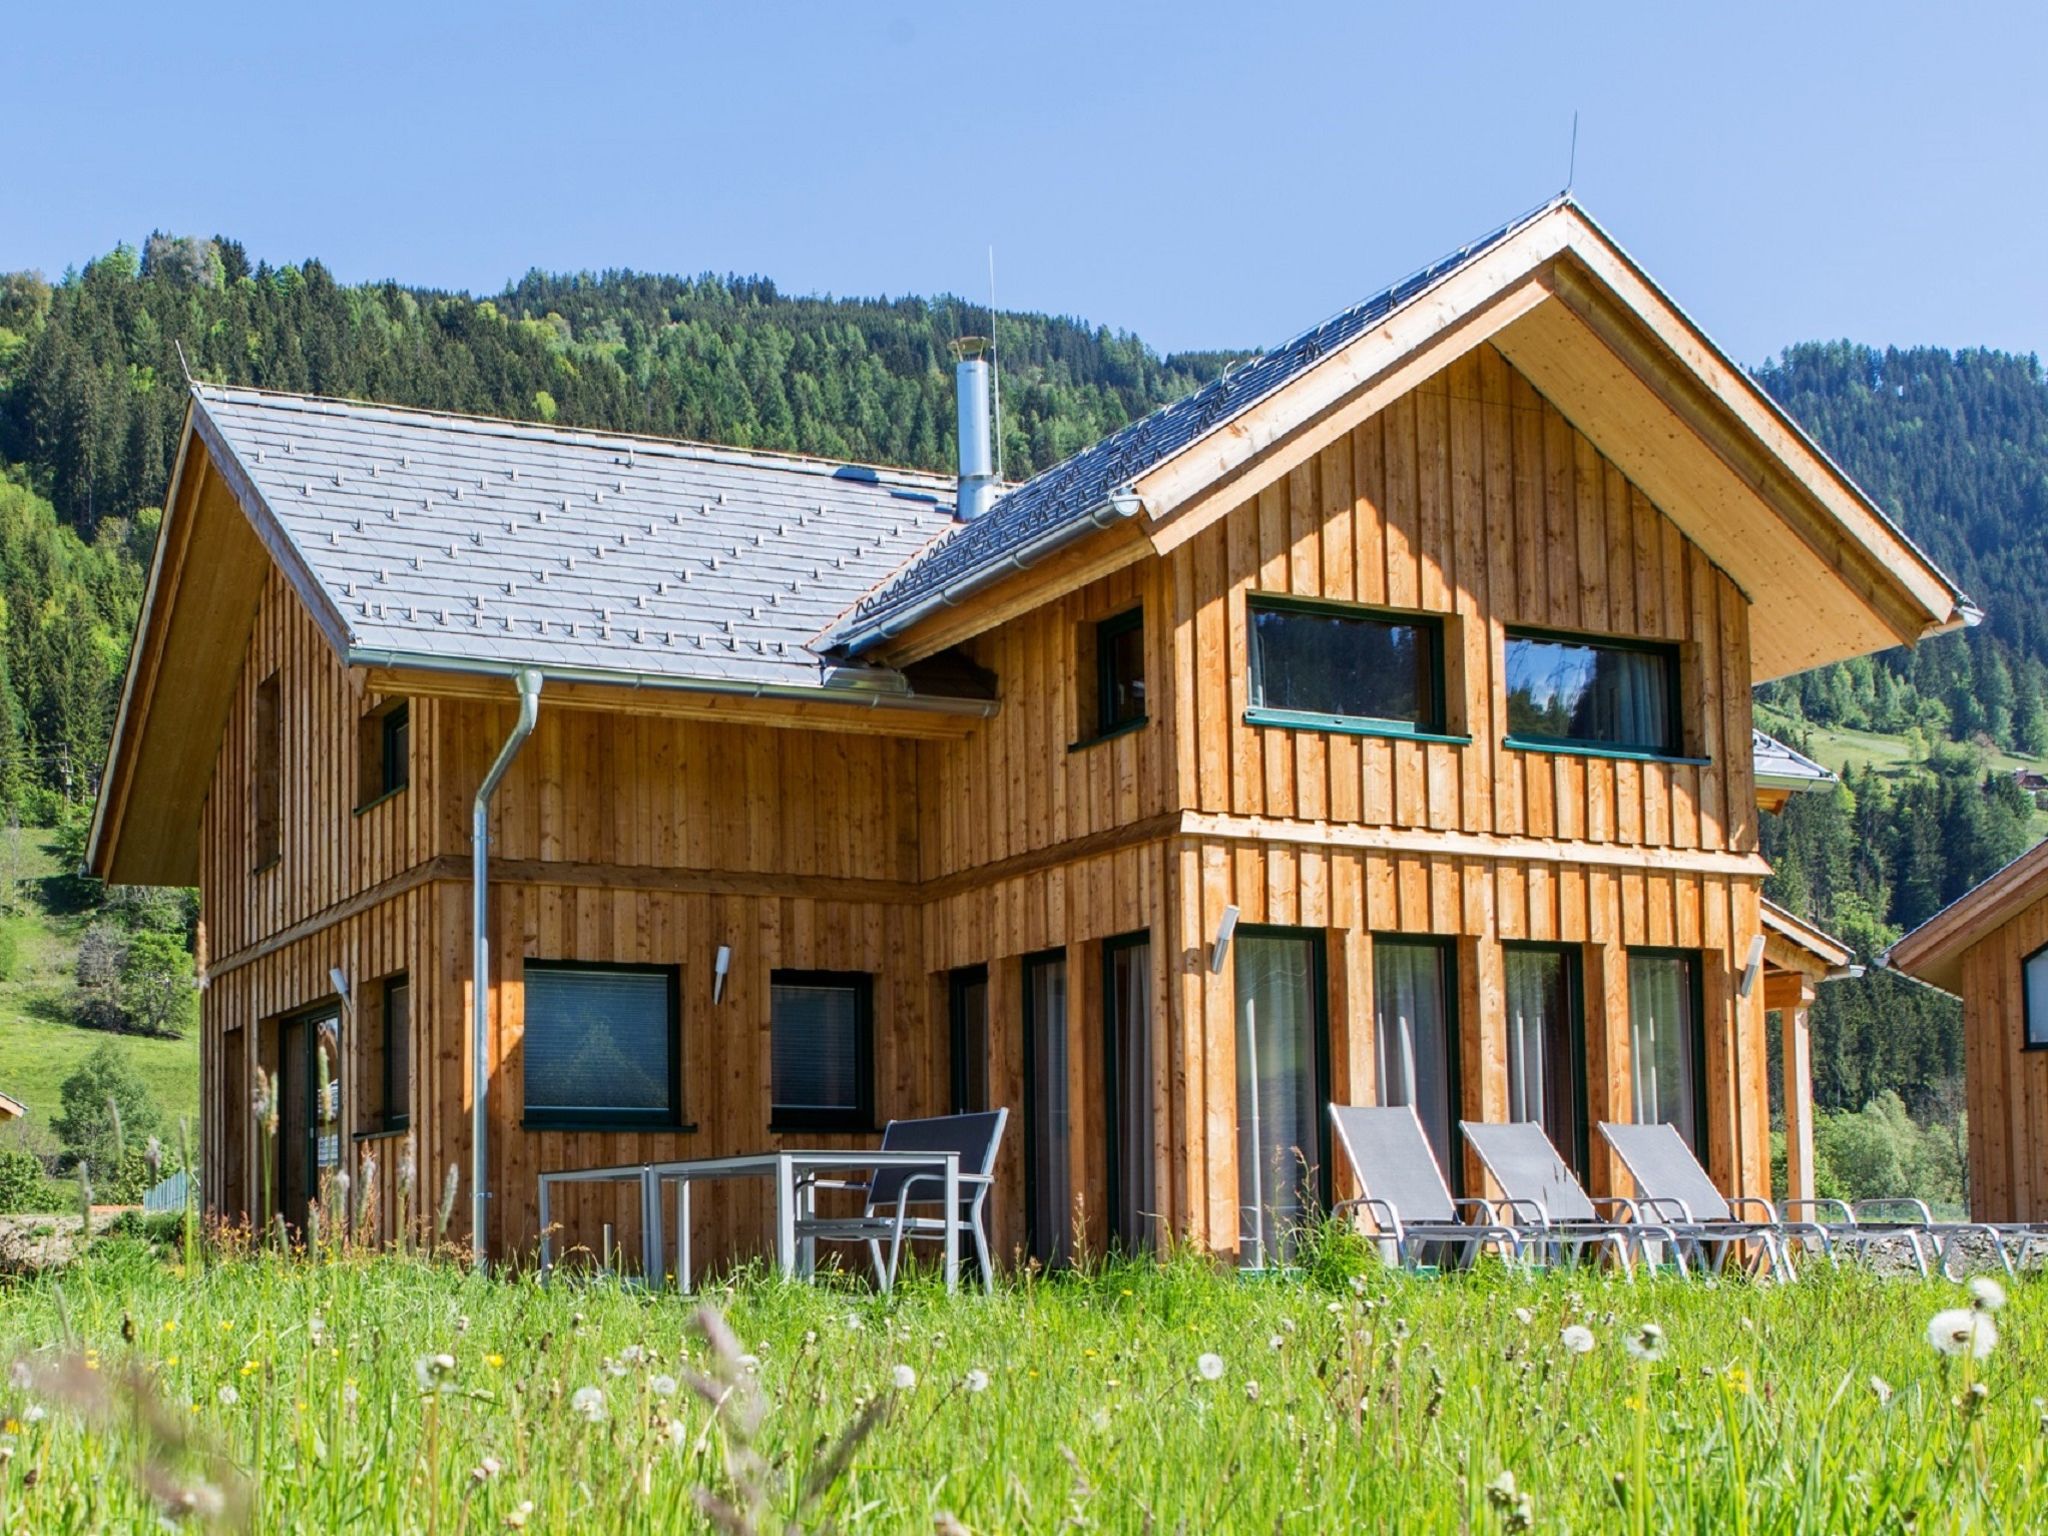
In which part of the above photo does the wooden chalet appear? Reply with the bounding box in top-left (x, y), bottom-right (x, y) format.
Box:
top-left (87, 196), bottom-right (1970, 1272)
top-left (1886, 839), bottom-right (2048, 1222)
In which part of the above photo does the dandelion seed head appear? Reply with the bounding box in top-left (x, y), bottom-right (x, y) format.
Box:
top-left (1268, 1333), bottom-right (1285, 1351)
top-left (1513, 1308), bottom-right (1534, 1327)
top-left (649, 1373), bottom-right (678, 1398)
top-left (1624, 1323), bottom-right (1666, 1362)
top-left (570, 1385), bottom-right (607, 1422)
top-left (215, 1385), bottom-right (238, 1407)
top-left (664, 1416), bottom-right (689, 1449)
top-left (1970, 1277), bottom-right (2007, 1314)
top-left (1869, 1375), bottom-right (1894, 1405)
top-left (1196, 1352), bottom-right (1225, 1381)
top-left (891, 1364), bottom-right (918, 1391)
top-left (963, 1369), bottom-right (990, 1394)
top-left (1560, 1324), bottom-right (1596, 1356)
top-left (1927, 1308), bottom-right (1997, 1360)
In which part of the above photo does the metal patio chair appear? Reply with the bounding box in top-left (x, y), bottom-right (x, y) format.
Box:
top-left (1325, 1104), bottom-right (1528, 1272)
top-left (793, 1109), bottom-right (1008, 1294)
top-left (1597, 1120), bottom-right (1834, 1281)
top-left (1779, 1194), bottom-right (2048, 1281)
top-left (1459, 1120), bottom-right (1689, 1281)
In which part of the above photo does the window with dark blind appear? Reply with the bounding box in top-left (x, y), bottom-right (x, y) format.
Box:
top-left (358, 973), bottom-right (411, 1135)
top-left (1095, 609), bottom-right (1146, 736)
top-left (254, 672), bottom-right (282, 869)
top-left (771, 971), bottom-right (873, 1130)
top-left (522, 963), bottom-right (680, 1129)
top-left (357, 700), bottom-right (410, 807)
top-left (950, 966), bottom-right (990, 1114)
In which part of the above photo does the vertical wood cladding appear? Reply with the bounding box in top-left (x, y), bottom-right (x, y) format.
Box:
top-left (196, 344), bottom-right (1774, 1270)
top-left (1958, 899), bottom-right (2048, 1223)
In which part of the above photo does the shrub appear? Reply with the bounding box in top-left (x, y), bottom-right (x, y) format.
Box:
top-left (0, 1146), bottom-right (43, 1212)
top-left (50, 1041), bottom-right (165, 1175)
top-left (118, 928), bottom-right (196, 1038)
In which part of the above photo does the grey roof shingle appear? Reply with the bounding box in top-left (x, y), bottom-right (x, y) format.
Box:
top-left (1752, 729), bottom-right (1836, 791)
top-left (827, 196), bottom-right (1564, 653)
top-left (193, 385), bottom-right (960, 694)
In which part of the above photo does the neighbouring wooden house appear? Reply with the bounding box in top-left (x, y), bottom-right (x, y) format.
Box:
top-left (87, 196), bottom-right (1970, 1273)
top-left (1886, 839), bottom-right (2048, 1222)
top-left (0, 1090), bottom-right (23, 1125)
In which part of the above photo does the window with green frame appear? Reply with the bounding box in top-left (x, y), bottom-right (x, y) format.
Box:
top-left (1246, 596), bottom-right (1448, 737)
top-left (1504, 628), bottom-right (1684, 757)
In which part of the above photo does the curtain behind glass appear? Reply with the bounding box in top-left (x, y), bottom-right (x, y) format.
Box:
top-left (1108, 940), bottom-right (1154, 1254)
top-left (1506, 636), bottom-right (1673, 753)
top-left (1373, 940), bottom-right (1454, 1182)
top-left (1628, 954), bottom-right (1699, 1153)
top-left (1505, 948), bottom-right (1582, 1176)
top-left (2027, 949), bottom-right (2048, 1048)
top-left (1026, 955), bottom-right (1070, 1267)
top-left (1235, 934), bottom-right (1321, 1266)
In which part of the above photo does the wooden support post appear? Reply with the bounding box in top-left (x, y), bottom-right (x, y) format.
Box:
top-left (1765, 971), bottom-right (1818, 1206)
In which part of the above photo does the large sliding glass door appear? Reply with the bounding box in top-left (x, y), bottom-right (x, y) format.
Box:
top-left (1103, 934), bottom-right (1154, 1255)
top-left (1372, 938), bottom-right (1460, 1187)
top-left (1234, 930), bottom-right (1328, 1269)
top-left (1503, 944), bottom-right (1587, 1178)
top-left (1023, 951), bottom-right (1070, 1268)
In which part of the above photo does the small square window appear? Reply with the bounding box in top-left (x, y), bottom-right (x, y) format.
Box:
top-left (771, 971), bottom-right (874, 1130)
top-left (1505, 630), bottom-right (1681, 756)
top-left (522, 963), bottom-right (681, 1129)
top-left (1247, 598), bottom-right (1443, 732)
top-left (2025, 943), bottom-right (2048, 1050)
top-left (1095, 609), bottom-right (1146, 737)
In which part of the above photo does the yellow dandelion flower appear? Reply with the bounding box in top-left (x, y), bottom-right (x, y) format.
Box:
top-left (1082, 1348), bottom-right (1098, 1359)
top-left (162, 1320), bottom-right (178, 1334)
top-left (165, 1355), bottom-right (180, 1368)
top-left (218, 1321), bottom-right (234, 1333)
top-left (487, 1353), bottom-right (505, 1369)
top-left (2, 1418), bottom-right (19, 1435)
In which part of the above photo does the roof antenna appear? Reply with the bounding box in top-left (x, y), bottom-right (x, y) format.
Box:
top-left (987, 245), bottom-right (1003, 485)
top-left (1565, 110), bottom-right (1579, 198)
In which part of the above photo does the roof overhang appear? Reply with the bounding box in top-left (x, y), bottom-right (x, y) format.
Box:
top-left (1884, 838), bottom-right (2048, 995)
top-left (1760, 897), bottom-right (1857, 984)
top-left (0, 1089), bottom-right (24, 1121)
top-left (869, 202), bottom-right (1969, 677)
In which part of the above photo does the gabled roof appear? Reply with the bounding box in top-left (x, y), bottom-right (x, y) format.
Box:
top-left (0, 1089), bottom-right (24, 1121)
top-left (1885, 838), bottom-right (2048, 995)
top-left (828, 197), bottom-right (1973, 681)
top-left (1752, 730), bottom-right (1836, 794)
top-left (1760, 898), bottom-right (1856, 978)
top-left (831, 199), bottom-right (1554, 649)
top-left (192, 385), bottom-right (964, 693)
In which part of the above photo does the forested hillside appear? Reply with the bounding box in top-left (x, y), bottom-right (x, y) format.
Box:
top-left (0, 234), bottom-right (2043, 1206)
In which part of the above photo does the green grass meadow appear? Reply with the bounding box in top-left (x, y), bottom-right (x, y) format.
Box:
top-left (0, 1232), bottom-right (2042, 1533)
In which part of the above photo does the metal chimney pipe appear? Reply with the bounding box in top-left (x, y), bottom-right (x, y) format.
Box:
top-left (952, 337), bottom-right (996, 520)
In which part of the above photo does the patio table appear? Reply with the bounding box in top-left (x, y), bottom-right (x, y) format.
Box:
top-left (538, 1149), bottom-right (961, 1294)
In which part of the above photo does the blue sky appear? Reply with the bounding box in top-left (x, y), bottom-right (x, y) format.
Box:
top-left (8, 1), bottom-right (2044, 365)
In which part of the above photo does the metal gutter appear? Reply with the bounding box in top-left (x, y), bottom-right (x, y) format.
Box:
top-left (837, 489), bottom-right (1144, 655)
top-left (347, 648), bottom-right (1000, 719)
top-left (472, 668), bottom-right (542, 1272)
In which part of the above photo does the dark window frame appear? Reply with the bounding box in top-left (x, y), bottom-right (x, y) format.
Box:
top-left (1100, 931), bottom-right (1151, 1250)
top-left (1371, 932), bottom-right (1464, 1195)
top-left (520, 959), bottom-right (685, 1132)
top-left (355, 700), bottom-right (411, 812)
top-left (1503, 625), bottom-right (1691, 761)
top-left (253, 671), bottom-right (282, 870)
top-left (1500, 940), bottom-right (1589, 1179)
top-left (1021, 947), bottom-right (1070, 1266)
top-left (376, 973), bottom-right (411, 1135)
top-left (1096, 607), bottom-right (1147, 739)
top-left (1626, 947), bottom-right (1709, 1168)
top-left (1234, 924), bottom-right (1334, 1217)
top-left (948, 964), bottom-right (990, 1113)
top-left (769, 968), bottom-right (876, 1133)
top-left (2024, 940), bottom-right (2048, 1052)
top-left (1245, 593), bottom-right (1454, 740)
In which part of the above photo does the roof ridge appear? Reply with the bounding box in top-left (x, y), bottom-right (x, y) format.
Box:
top-left (193, 381), bottom-right (957, 492)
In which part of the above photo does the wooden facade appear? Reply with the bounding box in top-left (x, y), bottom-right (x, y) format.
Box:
top-left (186, 345), bottom-right (1795, 1270)
top-left (1888, 840), bottom-right (2048, 1223)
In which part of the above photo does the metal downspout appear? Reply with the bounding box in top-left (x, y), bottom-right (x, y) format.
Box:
top-left (472, 668), bottom-right (542, 1271)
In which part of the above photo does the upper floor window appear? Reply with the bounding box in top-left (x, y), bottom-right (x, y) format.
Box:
top-left (1505, 629), bottom-right (1681, 757)
top-left (358, 973), bottom-right (411, 1135)
top-left (357, 700), bottom-right (410, 808)
top-left (1247, 596), bottom-right (1445, 736)
top-left (2026, 942), bottom-right (2048, 1050)
top-left (1095, 609), bottom-right (1146, 737)
top-left (254, 672), bottom-right (282, 870)
top-left (771, 970), bottom-right (874, 1130)
top-left (522, 963), bottom-right (681, 1129)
